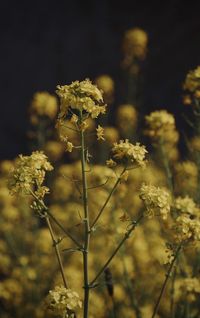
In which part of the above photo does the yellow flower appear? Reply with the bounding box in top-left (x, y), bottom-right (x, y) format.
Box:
top-left (96, 125), bottom-right (105, 141)
top-left (145, 110), bottom-right (178, 145)
top-left (8, 151), bottom-right (53, 199)
top-left (30, 92), bottom-right (58, 119)
top-left (116, 104), bottom-right (137, 135)
top-left (183, 66), bottom-right (200, 93)
top-left (95, 75), bottom-right (114, 96)
top-left (111, 139), bottom-right (148, 167)
top-left (139, 183), bottom-right (171, 220)
top-left (45, 285), bottom-right (82, 317)
top-left (174, 196), bottom-right (199, 216)
top-left (175, 214), bottom-right (200, 242)
top-left (56, 79), bottom-right (106, 119)
top-left (122, 27), bottom-right (148, 61)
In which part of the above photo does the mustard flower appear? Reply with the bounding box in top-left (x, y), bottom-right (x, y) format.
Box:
top-left (116, 104), bottom-right (137, 134)
top-left (45, 285), bottom-right (82, 317)
top-left (96, 125), bottom-right (105, 141)
top-left (183, 66), bottom-right (200, 93)
top-left (174, 196), bottom-right (199, 216)
top-left (56, 79), bottom-right (106, 119)
top-left (111, 139), bottom-right (147, 167)
top-left (122, 27), bottom-right (148, 61)
top-left (175, 214), bottom-right (200, 242)
top-left (139, 183), bottom-right (171, 219)
top-left (30, 92), bottom-right (58, 119)
top-left (95, 75), bottom-right (114, 97)
top-left (8, 151), bottom-right (53, 199)
top-left (145, 110), bottom-right (179, 145)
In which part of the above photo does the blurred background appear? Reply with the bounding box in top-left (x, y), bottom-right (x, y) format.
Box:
top-left (1, 0), bottom-right (200, 159)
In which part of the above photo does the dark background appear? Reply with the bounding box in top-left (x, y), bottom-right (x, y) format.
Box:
top-left (1, 0), bottom-right (200, 160)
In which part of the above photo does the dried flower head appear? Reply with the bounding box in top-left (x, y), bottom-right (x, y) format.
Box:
top-left (139, 184), bottom-right (171, 220)
top-left (56, 79), bottom-right (106, 119)
top-left (111, 139), bottom-right (147, 167)
top-left (45, 285), bottom-right (82, 317)
top-left (8, 151), bottom-right (53, 199)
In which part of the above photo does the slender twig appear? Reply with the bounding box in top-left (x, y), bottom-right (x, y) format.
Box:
top-left (91, 167), bottom-right (126, 230)
top-left (45, 216), bottom-right (68, 288)
top-left (151, 244), bottom-right (182, 318)
top-left (87, 177), bottom-right (110, 190)
top-left (159, 141), bottom-right (173, 193)
top-left (90, 214), bottom-right (143, 287)
top-left (29, 190), bottom-right (82, 248)
top-left (80, 114), bottom-right (91, 318)
top-left (170, 266), bottom-right (177, 318)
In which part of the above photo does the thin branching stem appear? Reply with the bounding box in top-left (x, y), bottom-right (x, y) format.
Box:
top-left (29, 190), bottom-right (82, 248)
top-left (80, 113), bottom-right (90, 318)
top-left (159, 141), bottom-right (173, 193)
top-left (90, 214), bottom-right (143, 287)
top-left (45, 216), bottom-right (68, 288)
top-left (151, 244), bottom-right (182, 318)
top-left (91, 167), bottom-right (126, 230)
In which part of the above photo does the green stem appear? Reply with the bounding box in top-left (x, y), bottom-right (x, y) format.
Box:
top-left (90, 214), bottom-right (143, 287)
top-left (91, 167), bottom-right (126, 230)
top-left (151, 244), bottom-right (182, 318)
top-left (45, 216), bottom-right (68, 288)
top-left (80, 122), bottom-right (90, 318)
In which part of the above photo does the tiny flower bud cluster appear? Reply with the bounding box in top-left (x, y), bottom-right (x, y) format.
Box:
top-left (45, 285), bottom-right (82, 317)
top-left (56, 79), bottom-right (106, 119)
top-left (183, 66), bottom-right (200, 105)
top-left (8, 151), bottom-right (53, 199)
top-left (139, 184), bottom-right (171, 220)
top-left (110, 139), bottom-right (147, 167)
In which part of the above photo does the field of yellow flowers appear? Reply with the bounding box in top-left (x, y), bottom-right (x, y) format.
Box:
top-left (1, 28), bottom-right (200, 318)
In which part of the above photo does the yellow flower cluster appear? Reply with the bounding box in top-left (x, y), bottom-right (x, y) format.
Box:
top-left (174, 195), bottom-right (199, 216)
top-left (95, 75), bottom-right (114, 103)
top-left (183, 66), bottom-right (200, 93)
top-left (56, 79), bottom-right (106, 119)
top-left (183, 66), bottom-right (200, 105)
top-left (175, 214), bottom-right (200, 242)
top-left (45, 285), bottom-right (82, 317)
top-left (30, 92), bottom-right (58, 120)
top-left (116, 104), bottom-right (137, 136)
top-left (122, 27), bottom-right (148, 62)
top-left (190, 136), bottom-right (200, 152)
top-left (110, 139), bottom-right (147, 167)
top-left (139, 184), bottom-right (171, 219)
top-left (96, 125), bottom-right (105, 141)
top-left (8, 151), bottom-right (53, 199)
top-left (145, 110), bottom-right (179, 144)
top-left (180, 277), bottom-right (200, 302)
top-left (174, 161), bottom-right (198, 195)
